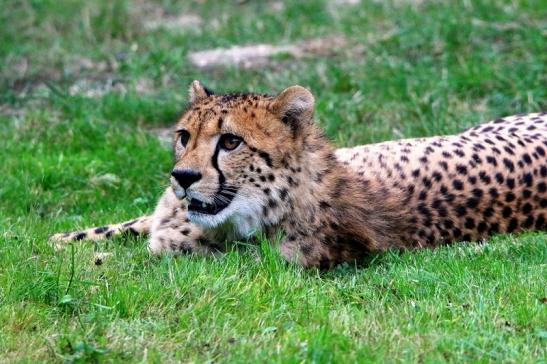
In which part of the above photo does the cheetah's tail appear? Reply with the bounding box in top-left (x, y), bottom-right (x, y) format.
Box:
top-left (49, 215), bottom-right (152, 245)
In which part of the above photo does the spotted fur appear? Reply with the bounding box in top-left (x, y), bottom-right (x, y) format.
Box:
top-left (51, 81), bottom-right (547, 268)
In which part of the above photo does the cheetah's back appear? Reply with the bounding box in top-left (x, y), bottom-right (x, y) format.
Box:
top-left (336, 113), bottom-right (547, 247)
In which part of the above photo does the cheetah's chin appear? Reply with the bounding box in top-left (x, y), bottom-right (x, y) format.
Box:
top-left (186, 194), bottom-right (265, 237)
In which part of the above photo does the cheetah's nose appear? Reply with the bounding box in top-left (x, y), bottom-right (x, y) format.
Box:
top-left (171, 169), bottom-right (202, 190)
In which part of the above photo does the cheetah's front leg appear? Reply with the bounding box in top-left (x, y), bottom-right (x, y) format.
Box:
top-left (279, 234), bottom-right (341, 269)
top-left (148, 188), bottom-right (224, 256)
top-left (279, 229), bottom-right (366, 269)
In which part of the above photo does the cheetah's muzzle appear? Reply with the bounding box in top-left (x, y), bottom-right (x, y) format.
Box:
top-left (187, 187), bottom-right (237, 215)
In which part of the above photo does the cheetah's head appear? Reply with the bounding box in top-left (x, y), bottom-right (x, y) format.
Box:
top-left (170, 81), bottom-right (316, 235)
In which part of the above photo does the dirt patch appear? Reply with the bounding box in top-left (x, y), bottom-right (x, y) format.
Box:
top-left (131, 0), bottom-right (202, 32)
top-left (63, 55), bottom-right (137, 98)
top-left (327, 0), bottom-right (360, 16)
top-left (5, 53), bottom-right (124, 98)
top-left (333, 0), bottom-right (360, 4)
top-left (188, 35), bottom-right (347, 69)
top-left (63, 56), bottom-right (116, 76)
top-left (270, 2), bottom-right (285, 11)
top-left (68, 78), bottom-right (123, 98)
top-left (66, 77), bottom-right (154, 98)
top-left (143, 14), bottom-right (202, 31)
top-left (372, 0), bottom-right (426, 5)
top-left (331, 0), bottom-right (427, 10)
top-left (0, 104), bottom-right (26, 120)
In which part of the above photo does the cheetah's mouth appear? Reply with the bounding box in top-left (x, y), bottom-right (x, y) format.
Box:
top-left (187, 188), bottom-right (237, 215)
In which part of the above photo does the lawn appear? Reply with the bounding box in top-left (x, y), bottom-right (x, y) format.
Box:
top-left (1, 0), bottom-right (546, 362)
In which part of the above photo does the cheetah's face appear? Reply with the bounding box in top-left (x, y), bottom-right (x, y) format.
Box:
top-left (170, 81), bottom-right (315, 234)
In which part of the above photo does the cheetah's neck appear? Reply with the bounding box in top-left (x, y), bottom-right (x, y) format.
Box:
top-left (278, 127), bottom-right (410, 255)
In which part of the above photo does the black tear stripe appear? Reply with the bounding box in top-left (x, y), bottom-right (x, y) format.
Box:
top-left (212, 142), bottom-right (226, 185)
top-left (211, 139), bottom-right (239, 205)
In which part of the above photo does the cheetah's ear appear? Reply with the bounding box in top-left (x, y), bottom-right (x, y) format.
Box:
top-left (271, 85), bottom-right (315, 132)
top-left (188, 80), bottom-right (214, 103)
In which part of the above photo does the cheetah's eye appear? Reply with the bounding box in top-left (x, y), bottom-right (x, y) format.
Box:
top-left (219, 133), bottom-right (242, 151)
top-left (178, 130), bottom-right (190, 147)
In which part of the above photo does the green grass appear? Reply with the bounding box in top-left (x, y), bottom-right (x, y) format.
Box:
top-left (1, 0), bottom-right (546, 362)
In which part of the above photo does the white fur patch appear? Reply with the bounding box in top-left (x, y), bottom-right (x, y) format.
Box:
top-left (187, 193), bottom-right (264, 238)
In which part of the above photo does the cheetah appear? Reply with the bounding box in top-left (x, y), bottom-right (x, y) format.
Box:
top-left (51, 81), bottom-right (547, 268)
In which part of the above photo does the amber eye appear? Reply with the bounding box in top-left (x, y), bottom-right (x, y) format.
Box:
top-left (219, 134), bottom-right (242, 151)
top-left (178, 130), bottom-right (190, 147)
